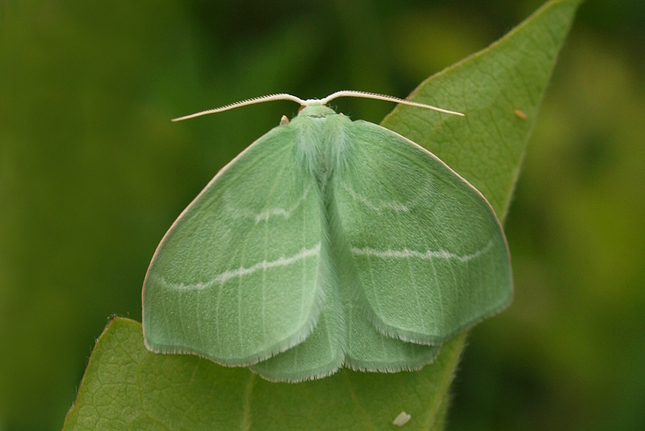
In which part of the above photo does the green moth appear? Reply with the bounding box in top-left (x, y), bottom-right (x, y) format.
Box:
top-left (142, 91), bottom-right (512, 382)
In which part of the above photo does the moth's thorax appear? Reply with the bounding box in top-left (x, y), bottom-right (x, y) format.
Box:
top-left (290, 104), bottom-right (354, 178)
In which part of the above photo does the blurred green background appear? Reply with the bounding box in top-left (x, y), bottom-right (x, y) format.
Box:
top-left (1, 0), bottom-right (644, 430)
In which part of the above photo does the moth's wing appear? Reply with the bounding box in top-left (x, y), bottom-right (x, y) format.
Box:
top-left (339, 223), bottom-right (440, 373)
top-left (344, 291), bottom-right (440, 372)
top-left (334, 120), bottom-right (512, 344)
top-left (250, 303), bottom-right (346, 382)
top-left (251, 175), bottom-right (440, 382)
top-left (250, 294), bottom-right (440, 383)
top-left (143, 123), bottom-right (325, 366)
top-left (249, 230), bottom-right (346, 382)
top-left (250, 294), bottom-right (441, 381)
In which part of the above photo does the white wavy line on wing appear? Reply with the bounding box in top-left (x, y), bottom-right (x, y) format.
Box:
top-left (351, 239), bottom-right (494, 263)
top-left (157, 243), bottom-right (321, 290)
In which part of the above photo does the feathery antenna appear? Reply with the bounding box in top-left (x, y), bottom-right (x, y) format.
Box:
top-left (172, 91), bottom-right (463, 122)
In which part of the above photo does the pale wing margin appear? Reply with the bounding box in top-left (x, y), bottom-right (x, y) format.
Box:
top-left (143, 123), bottom-right (327, 366)
top-left (334, 120), bottom-right (512, 344)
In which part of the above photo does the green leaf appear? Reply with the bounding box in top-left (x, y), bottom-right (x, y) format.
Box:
top-left (63, 318), bottom-right (464, 430)
top-left (383, 0), bottom-right (582, 218)
top-left (63, 1), bottom-right (580, 429)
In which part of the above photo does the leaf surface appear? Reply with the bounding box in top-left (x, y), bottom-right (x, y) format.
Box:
top-left (383, 0), bottom-right (581, 217)
top-left (64, 318), bottom-right (464, 430)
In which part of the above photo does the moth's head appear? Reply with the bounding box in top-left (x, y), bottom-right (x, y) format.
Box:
top-left (297, 103), bottom-right (337, 118)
